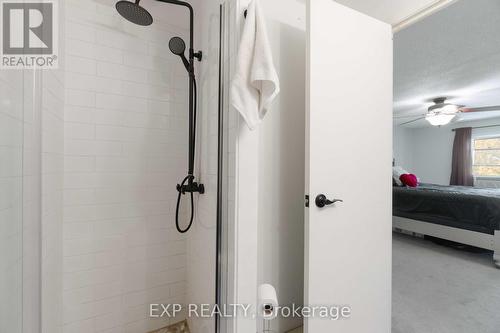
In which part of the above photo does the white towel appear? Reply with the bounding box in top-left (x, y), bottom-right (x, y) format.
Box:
top-left (231, 0), bottom-right (280, 130)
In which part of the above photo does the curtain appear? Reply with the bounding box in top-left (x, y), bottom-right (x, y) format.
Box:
top-left (450, 127), bottom-right (474, 186)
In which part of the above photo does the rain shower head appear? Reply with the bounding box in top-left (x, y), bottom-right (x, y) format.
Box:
top-left (115, 0), bottom-right (153, 26)
top-left (169, 37), bottom-right (190, 72)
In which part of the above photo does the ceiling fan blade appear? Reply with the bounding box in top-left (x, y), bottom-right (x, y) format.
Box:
top-left (398, 117), bottom-right (426, 126)
top-left (460, 105), bottom-right (500, 113)
top-left (393, 113), bottom-right (427, 119)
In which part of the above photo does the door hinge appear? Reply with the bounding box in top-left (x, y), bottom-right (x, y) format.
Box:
top-left (305, 195), bottom-right (309, 208)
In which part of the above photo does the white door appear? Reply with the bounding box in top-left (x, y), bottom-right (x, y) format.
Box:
top-left (305, 1), bottom-right (393, 332)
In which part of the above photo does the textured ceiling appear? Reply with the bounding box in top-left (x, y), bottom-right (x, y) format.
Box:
top-left (394, 0), bottom-right (500, 127)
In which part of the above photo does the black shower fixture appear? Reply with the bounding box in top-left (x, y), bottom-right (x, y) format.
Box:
top-left (169, 36), bottom-right (191, 72)
top-left (168, 36), bottom-right (202, 75)
top-left (115, 0), bottom-right (153, 26)
top-left (169, 36), bottom-right (186, 55)
top-left (115, 0), bottom-right (203, 234)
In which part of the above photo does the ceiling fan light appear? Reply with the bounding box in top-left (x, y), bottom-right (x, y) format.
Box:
top-left (428, 103), bottom-right (459, 114)
top-left (425, 113), bottom-right (456, 126)
top-left (441, 104), bottom-right (459, 114)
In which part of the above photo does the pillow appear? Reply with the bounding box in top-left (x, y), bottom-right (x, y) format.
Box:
top-left (400, 174), bottom-right (418, 187)
top-left (392, 166), bottom-right (408, 186)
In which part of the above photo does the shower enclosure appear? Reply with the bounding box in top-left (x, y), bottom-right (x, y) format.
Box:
top-left (0, 0), bottom-right (235, 332)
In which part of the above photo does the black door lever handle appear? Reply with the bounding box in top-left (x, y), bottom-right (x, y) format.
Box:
top-left (315, 194), bottom-right (343, 208)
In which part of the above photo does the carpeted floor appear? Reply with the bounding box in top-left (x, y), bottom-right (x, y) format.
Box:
top-left (155, 235), bottom-right (500, 333)
top-left (289, 234), bottom-right (499, 333)
top-left (393, 232), bottom-right (500, 333)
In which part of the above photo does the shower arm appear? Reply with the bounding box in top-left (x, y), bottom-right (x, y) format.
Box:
top-left (156, 0), bottom-right (202, 191)
top-left (156, 0), bottom-right (202, 68)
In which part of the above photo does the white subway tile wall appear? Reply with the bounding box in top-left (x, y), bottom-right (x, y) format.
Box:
top-left (1, 5), bottom-right (66, 332)
top-left (0, 63), bottom-right (24, 333)
top-left (62, 1), bottom-right (191, 332)
top-left (41, 26), bottom-right (66, 333)
top-left (0, 1), bottom-right (235, 332)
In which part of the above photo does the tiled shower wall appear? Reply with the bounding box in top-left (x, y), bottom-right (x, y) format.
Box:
top-left (62, 1), bottom-right (190, 331)
top-left (0, 64), bottom-right (25, 333)
top-left (41, 4), bottom-right (66, 331)
top-left (41, 41), bottom-right (66, 333)
top-left (0, 41), bottom-right (65, 333)
top-left (40, 37), bottom-right (65, 333)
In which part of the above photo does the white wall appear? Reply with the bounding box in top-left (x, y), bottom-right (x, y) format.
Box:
top-left (393, 117), bottom-right (500, 185)
top-left (62, 1), bottom-right (190, 332)
top-left (231, 1), bottom-right (306, 332)
top-left (393, 126), bottom-right (414, 169)
top-left (232, 1), bottom-right (307, 332)
top-left (410, 125), bottom-right (454, 184)
top-left (229, 2), bottom-right (260, 333)
top-left (257, 3), bottom-right (306, 333)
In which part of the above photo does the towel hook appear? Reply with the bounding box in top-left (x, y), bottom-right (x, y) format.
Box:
top-left (244, 9), bottom-right (247, 18)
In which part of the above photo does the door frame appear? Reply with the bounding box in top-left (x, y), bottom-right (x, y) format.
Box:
top-left (229, 1), bottom-right (454, 333)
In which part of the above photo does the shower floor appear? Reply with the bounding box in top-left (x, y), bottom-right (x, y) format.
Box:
top-left (149, 320), bottom-right (190, 333)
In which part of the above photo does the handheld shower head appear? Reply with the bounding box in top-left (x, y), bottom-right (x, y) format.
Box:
top-left (169, 36), bottom-right (186, 55)
top-left (169, 37), bottom-right (190, 72)
top-left (115, 0), bottom-right (153, 26)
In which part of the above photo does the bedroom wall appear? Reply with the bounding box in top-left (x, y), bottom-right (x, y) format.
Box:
top-left (395, 117), bottom-right (500, 186)
top-left (410, 125), bottom-right (454, 185)
top-left (393, 126), bottom-right (414, 171)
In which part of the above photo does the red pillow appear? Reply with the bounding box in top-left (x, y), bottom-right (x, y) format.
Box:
top-left (400, 174), bottom-right (418, 187)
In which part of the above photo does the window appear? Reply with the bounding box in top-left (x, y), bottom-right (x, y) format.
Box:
top-left (473, 136), bottom-right (500, 177)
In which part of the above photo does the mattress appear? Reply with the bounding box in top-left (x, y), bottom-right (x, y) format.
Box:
top-left (393, 183), bottom-right (500, 235)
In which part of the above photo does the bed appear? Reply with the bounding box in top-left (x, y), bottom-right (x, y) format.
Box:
top-left (393, 183), bottom-right (500, 268)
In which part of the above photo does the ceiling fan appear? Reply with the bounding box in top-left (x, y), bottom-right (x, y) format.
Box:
top-left (395, 97), bottom-right (500, 126)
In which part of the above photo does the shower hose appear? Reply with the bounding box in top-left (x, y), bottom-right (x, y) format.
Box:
top-left (175, 78), bottom-right (199, 234)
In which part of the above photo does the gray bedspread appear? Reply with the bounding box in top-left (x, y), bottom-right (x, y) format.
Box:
top-left (393, 183), bottom-right (500, 234)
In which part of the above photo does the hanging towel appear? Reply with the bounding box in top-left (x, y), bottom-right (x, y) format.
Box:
top-left (231, 0), bottom-right (280, 130)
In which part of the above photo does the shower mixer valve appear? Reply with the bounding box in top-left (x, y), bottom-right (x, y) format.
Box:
top-left (191, 49), bottom-right (203, 62)
top-left (177, 179), bottom-right (205, 194)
